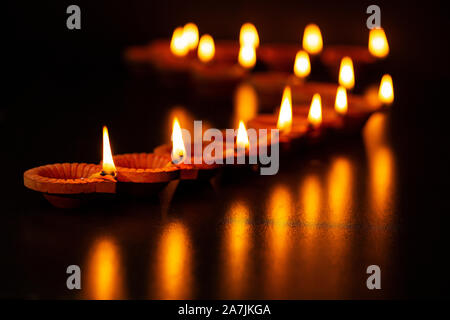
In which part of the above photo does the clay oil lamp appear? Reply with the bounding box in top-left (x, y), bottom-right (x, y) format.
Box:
top-left (290, 80), bottom-right (339, 107)
top-left (222, 120), bottom-right (254, 165)
top-left (245, 71), bottom-right (289, 111)
top-left (248, 86), bottom-right (308, 149)
top-left (191, 34), bottom-right (246, 97)
top-left (23, 126), bottom-right (117, 208)
top-left (148, 24), bottom-right (199, 88)
top-left (258, 43), bottom-right (299, 72)
top-left (154, 118), bottom-right (222, 180)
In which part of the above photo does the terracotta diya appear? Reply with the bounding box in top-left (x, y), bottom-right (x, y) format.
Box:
top-left (258, 43), bottom-right (299, 72)
top-left (23, 163), bottom-right (116, 208)
top-left (113, 152), bottom-right (179, 196)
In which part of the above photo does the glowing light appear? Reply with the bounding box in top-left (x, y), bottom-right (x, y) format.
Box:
top-left (338, 56), bottom-right (355, 90)
top-left (197, 34), bottom-right (215, 63)
top-left (308, 93), bottom-right (322, 127)
top-left (238, 44), bottom-right (256, 68)
top-left (302, 24), bottom-right (323, 55)
top-left (86, 237), bottom-right (124, 300)
top-left (335, 86), bottom-right (348, 115)
top-left (378, 74), bottom-right (394, 105)
top-left (368, 27), bottom-right (389, 58)
top-left (293, 50), bottom-right (311, 78)
top-left (170, 27), bottom-right (189, 57)
top-left (171, 117), bottom-right (186, 164)
top-left (236, 121), bottom-right (250, 149)
top-left (233, 83), bottom-right (258, 127)
top-left (183, 23), bottom-right (199, 50)
top-left (239, 23), bottom-right (259, 48)
top-left (102, 126), bottom-right (116, 175)
top-left (157, 222), bottom-right (192, 299)
top-left (277, 86), bottom-right (293, 134)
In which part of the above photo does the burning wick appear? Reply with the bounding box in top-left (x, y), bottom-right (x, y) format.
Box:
top-left (378, 74), bottom-right (394, 105)
top-left (335, 86), bottom-right (348, 115)
top-left (170, 26), bottom-right (189, 57)
top-left (198, 34), bottom-right (215, 63)
top-left (171, 117), bottom-right (187, 165)
top-left (293, 50), bottom-right (311, 79)
top-left (338, 56), bottom-right (355, 90)
top-left (308, 93), bottom-right (322, 128)
top-left (236, 121), bottom-right (250, 149)
top-left (302, 23), bottom-right (323, 55)
top-left (240, 23), bottom-right (260, 48)
top-left (88, 126), bottom-right (116, 180)
top-left (183, 23), bottom-right (199, 51)
top-left (368, 27), bottom-right (389, 58)
top-left (277, 86), bottom-right (293, 134)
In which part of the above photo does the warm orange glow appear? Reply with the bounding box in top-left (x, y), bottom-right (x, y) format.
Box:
top-left (338, 56), bottom-right (355, 90)
top-left (171, 117), bottom-right (186, 164)
top-left (368, 27), bottom-right (389, 58)
top-left (293, 50), bottom-right (311, 78)
top-left (183, 23), bottom-right (199, 50)
top-left (238, 44), bottom-right (256, 68)
top-left (86, 237), bottom-right (124, 300)
top-left (328, 157), bottom-right (352, 224)
top-left (378, 74), bottom-right (394, 105)
top-left (102, 126), bottom-right (116, 175)
top-left (233, 83), bottom-right (258, 127)
top-left (239, 23), bottom-right (259, 48)
top-left (301, 174), bottom-right (321, 225)
top-left (236, 121), bottom-right (250, 149)
top-left (302, 24), bottom-right (323, 55)
top-left (308, 93), bottom-right (322, 127)
top-left (157, 222), bottom-right (192, 299)
top-left (170, 27), bottom-right (189, 57)
top-left (222, 201), bottom-right (250, 298)
top-left (197, 34), bottom-right (215, 63)
top-left (277, 86), bottom-right (293, 134)
top-left (335, 86), bottom-right (348, 115)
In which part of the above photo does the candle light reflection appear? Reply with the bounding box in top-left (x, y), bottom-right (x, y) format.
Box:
top-left (155, 221), bottom-right (192, 299)
top-left (85, 237), bottom-right (125, 300)
top-left (233, 83), bottom-right (258, 128)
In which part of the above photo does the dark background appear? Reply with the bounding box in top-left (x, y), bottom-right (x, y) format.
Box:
top-left (3, 0), bottom-right (450, 299)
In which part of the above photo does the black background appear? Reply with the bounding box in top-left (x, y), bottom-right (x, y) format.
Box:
top-left (3, 0), bottom-right (450, 299)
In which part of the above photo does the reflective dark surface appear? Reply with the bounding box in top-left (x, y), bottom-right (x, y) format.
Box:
top-left (3, 0), bottom-right (449, 300)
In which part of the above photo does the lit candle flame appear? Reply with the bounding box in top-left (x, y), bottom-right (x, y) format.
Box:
top-left (302, 24), bottom-right (323, 55)
top-left (378, 74), bottom-right (394, 105)
top-left (170, 27), bottom-right (189, 57)
top-left (197, 34), bottom-right (215, 63)
top-left (293, 50), bottom-right (311, 78)
top-left (335, 86), bottom-right (348, 115)
top-left (308, 93), bottom-right (322, 127)
top-left (239, 23), bottom-right (259, 48)
top-left (236, 121), bottom-right (250, 149)
top-left (102, 126), bottom-right (116, 176)
top-left (368, 27), bottom-right (389, 58)
top-left (183, 23), bottom-right (199, 50)
top-left (338, 56), bottom-right (355, 90)
top-left (277, 86), bottom-right (293, 134)
top-left (171, 117), bottom-right (186, 164)
top-left (238, 44), bottom-right (256, 68)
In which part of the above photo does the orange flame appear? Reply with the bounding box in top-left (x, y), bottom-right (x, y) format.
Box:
top-left (335, 86), bottom-right (348, 115)
top-left (369, 28), bottom-right (389, 58)
top-left (236, 121), bottom-right (250, 149)
top-left (170, 27), bottom-right (189, 57)
top-left (239, 23), bottom-right (259, 48)
top-left (302, 24), bottom-right (323, 55)
top-left (238, 44), bottom-right (256, 68)
top-left (198, 34), bottom-right (215, 63)
top-left (378, 74), bottom-right (394, 105)
top-left (183, 23), bottom-right (199, 50)
top-left (338, 56), bottom-right (355, 90)
top-left (293, 50), bottom-right (311, 78)
top-left (277, 86), bottom-right (293, 134)
top-left (308, 93), bottom-right (322, 127)
top-left (102, 126), bottom-right (116, 175)
top-left (171, 117), bottom-right (186, 164)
